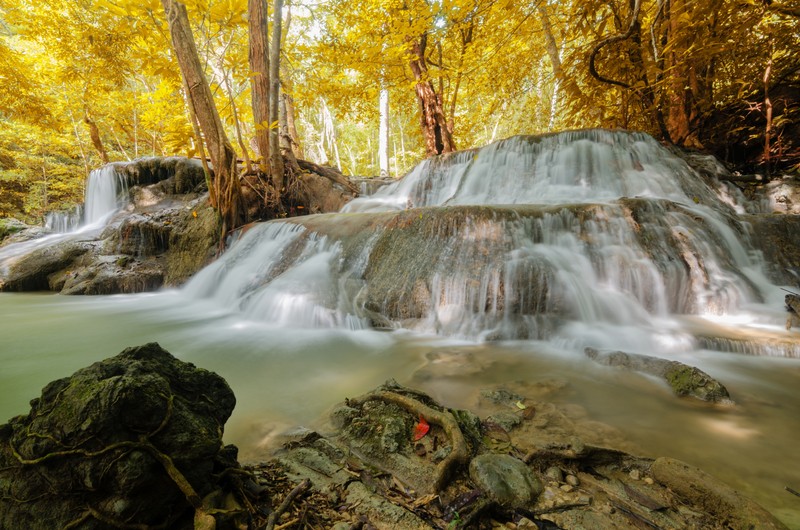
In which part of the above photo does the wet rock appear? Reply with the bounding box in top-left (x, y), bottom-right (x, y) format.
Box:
top-left (0, 239), bottom-right (90, 291)
top-left (651, 457), bottom-right (787, 530)
top-left (0, 218), bottom-right (29, 242)
top-left (115, 156), bottom-right (207, 194)
top-left (745, 214), bottom-right (800, 284)
top-left (469, 454), bottom-right (543, 509)
top-left (585, 347), bottom-right (733, 403)
top-left (545, 466), bottom-right (564, 483)
top-left (0, 342), bottom-right (238, 529)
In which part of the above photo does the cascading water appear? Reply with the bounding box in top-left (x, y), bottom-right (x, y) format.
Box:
top-left (0, 165), bottom-right (128, 274)
top-left (2, 130), bottom-right (799, 526)
top-left (186, 130), bottom-right (785, 353)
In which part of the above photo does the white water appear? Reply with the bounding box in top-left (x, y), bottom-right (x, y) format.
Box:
top-left (0, 166), bottom-right (127, 275)
top-left (187, 130), bottom-right (788, 352)
top-left (1, 130), bottom-right (799, 526)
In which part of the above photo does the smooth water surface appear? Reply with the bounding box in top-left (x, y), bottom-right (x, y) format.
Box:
top-left (1, 292), bottom-right (799, 526)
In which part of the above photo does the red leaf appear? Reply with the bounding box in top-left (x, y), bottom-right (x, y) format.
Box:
top-left (413, 415), bottom-right (430, 441)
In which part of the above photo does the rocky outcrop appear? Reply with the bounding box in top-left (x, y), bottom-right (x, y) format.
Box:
top-left (745, 214), bottom-right (800, 284)
top-left (584, 347), bottom-right (733, 403)
top-left (0, 239), bottom-right (91, 291)
top-left (0, 343), bottom-right (242, 529)
top-left (0, 158), bottom-right (219, 294)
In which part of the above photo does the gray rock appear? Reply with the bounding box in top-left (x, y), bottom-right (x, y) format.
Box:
top-left (585, 347), bottom-right (733, 403)
top-left (0, 239), bottom-right (90, 291)
top-left (468, 453), bottom-right (543, 509)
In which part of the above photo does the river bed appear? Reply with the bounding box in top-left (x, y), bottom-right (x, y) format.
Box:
top-left (2, 291), bottom-right (799, 527)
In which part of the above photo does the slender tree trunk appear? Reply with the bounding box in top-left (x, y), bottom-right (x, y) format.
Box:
top-left (537, 3), bottom-right (563, 129)
top-left (161, 0), bottom-right (243, 235)
top-left (283, 91), bottom-right (303, 159)
top-left (379, 87), bottom-right (390, 177)
top-left (270, 0), bottom-right (285, 197)
top-left (763, 41), bottom-right (774, 177)
top-left (248, 0), bottom-right (271, 173)
top-left (84, 110), bottom-right (109, 164)
top-left (408, 33), bottom-right (455, 156)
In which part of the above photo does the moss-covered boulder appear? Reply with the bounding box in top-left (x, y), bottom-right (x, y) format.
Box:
top-left (0, 343), bottom-right (238, 529)
top-left (585, 347), bottom-right (733, 403)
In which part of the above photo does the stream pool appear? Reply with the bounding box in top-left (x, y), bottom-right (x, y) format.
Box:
top-left (2, 291), bottom-right (799, 527)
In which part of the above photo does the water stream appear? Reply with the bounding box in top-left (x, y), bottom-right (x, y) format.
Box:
top-left (1, 130), bottom-right (799, 526)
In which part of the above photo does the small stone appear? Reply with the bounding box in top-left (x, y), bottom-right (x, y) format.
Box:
top-left (601, 503), bottom-right (616, 514)
top-left (469, 454), bottom-right (544, 509)
top-left (644, 477), bottom-right (654, 485)
top-left (545, 466), bottom-right (564, 483)
top-left (629, 469), bottom-right (641, 480)
top-left (517, 517), bottom-right (537, 528)
top-left (566, 474), bottom-right (580, 487)
top-left (560, 484), bottom-right (574, 493)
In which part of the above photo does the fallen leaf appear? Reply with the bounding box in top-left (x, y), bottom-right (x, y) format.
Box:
top-left (413, 415), bottom-right (430, 441)
top-left (515, 400), bottom-right (526, 410)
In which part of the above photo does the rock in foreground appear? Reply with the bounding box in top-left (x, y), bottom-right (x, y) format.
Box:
top-left (0, 343), bottom-right (240, 529)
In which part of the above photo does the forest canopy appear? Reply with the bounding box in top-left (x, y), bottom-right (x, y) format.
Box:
top-left (1, 0), bottom-right (798, 223)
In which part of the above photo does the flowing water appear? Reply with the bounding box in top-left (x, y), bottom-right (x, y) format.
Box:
top-left (1, 130), bottom-right (799, 526)
top-left (0, 166), bottom-right (128, 275)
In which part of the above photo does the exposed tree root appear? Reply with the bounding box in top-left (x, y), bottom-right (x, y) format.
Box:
top-left (264, 478), bottom-right (311, 530)
top-left (346, 390), bottom-right (470, 492)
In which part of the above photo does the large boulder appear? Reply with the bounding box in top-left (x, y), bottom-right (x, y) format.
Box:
top-left (0, 343), bottom-right (238, 529)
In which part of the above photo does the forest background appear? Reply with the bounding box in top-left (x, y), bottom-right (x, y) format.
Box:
top-left (0, 0), bottom-right (798, 225)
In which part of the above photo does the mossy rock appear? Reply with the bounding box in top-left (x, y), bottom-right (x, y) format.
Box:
top-left (0, 343), bottom-right (238, 529)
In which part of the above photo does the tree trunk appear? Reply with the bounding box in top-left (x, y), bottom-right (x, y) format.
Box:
top-left (248, 0), bottom-right (271, 173)
top-left (408, 34), bottom-right (455, 157)
top-left (537, 3), bottom-right (563, 129)
top-left (270, 0), bottom-right (285, 198)
top-left (161, 0), bottom-right (244, 235)
top-left (84, 111), bottom-right (109, 164)
top-left (379, 87), bottom-right (390, 177)
top-left (283, 90), bottom-right (303, 159)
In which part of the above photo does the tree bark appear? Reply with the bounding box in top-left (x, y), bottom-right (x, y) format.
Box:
top-left (408, 34), bottom-right (455, 157)
top-left (270, 0), bottom-right (285, 197)
top-left (84, 110), bottom-right (109, 164)
top-left (161, 0), bottom-right (244, 234)
top-left (248, 0), bottom-right (271, 173)
top-left (379, 87), bottom-right (390, 177)
top-left (537, 3), bottom-right (563, 130)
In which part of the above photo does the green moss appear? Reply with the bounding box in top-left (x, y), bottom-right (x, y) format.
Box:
top-left (0, 219), bottom-right (24, 241)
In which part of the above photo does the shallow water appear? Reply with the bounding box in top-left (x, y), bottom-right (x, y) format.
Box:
top-left (1, 291), bottom-right (799, 527)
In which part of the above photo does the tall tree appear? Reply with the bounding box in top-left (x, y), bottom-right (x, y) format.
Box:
top-left (160, 0), bottom-right (244, 234)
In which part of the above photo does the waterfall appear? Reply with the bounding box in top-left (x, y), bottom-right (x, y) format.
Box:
top-left (82, 165), bottom-right (128, 228)
top-left (184, 129), bottom-right (786, 351)
top-left (0, 165), bottom-right (127, 273)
